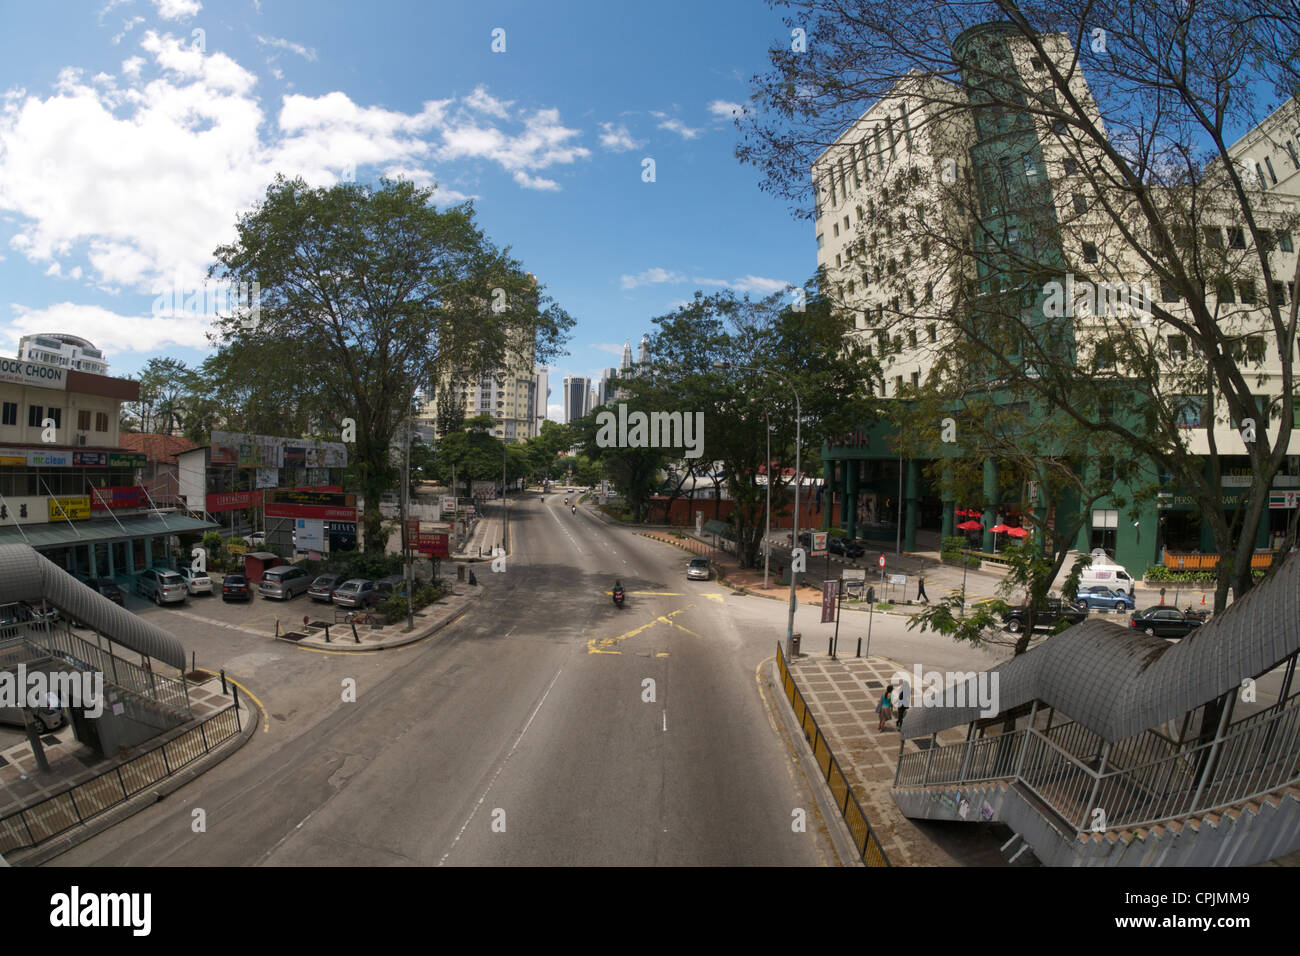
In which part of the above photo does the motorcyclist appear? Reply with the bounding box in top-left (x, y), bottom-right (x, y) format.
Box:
top-left (612, 579), bottom-right (625, 605)
top-left (571, 505), bottom-right (576, 514)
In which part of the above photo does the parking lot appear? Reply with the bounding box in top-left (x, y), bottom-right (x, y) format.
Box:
top-left (126, 571), bottom-right (364, 636)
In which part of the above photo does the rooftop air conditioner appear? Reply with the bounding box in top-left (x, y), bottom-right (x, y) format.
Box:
top-left (75, 433), bottom-right (87, 446)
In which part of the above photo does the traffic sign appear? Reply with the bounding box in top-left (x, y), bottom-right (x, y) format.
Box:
top-left (877, 554), bottom-right (886, 569)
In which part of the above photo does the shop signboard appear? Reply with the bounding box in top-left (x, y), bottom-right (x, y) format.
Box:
top-left (415, 531), bottom-right (449, 557)
top-left (0, 357), bottom-right (67, 390)
top-left (206, 490), bottom-right (264, 512)
top-left (294, 518), bottom-right (325, 550)
top-left (107, 452), bottom-right (146, 468)
top-left (89, 486), bottom-right (146, 510)
top-left (48, 496), bottom-right (90, 521)
top-left (73, 451), bottom-right (108, 467)
top-left (28, 449), bottom-right (72, 467)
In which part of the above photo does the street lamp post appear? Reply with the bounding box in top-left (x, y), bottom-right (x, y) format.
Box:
top-left (764, 409), bottom-right (772, 590)
top-left (716, 362), bottom-right (801, 656)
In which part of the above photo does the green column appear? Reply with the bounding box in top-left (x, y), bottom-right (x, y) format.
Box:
top-left (940, 462), bottom-right (955, 541)
top-left (144, 537), bottom-right (153, 569)
top-left (904, 459), bottom-right (920, 552)
top-left (982, 458), bottom-right (998, 553)
top-left (845, 459), bottom-right (859, 540)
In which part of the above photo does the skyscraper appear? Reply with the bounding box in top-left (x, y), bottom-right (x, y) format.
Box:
top-left (563, 375), bottom-right (591, 423)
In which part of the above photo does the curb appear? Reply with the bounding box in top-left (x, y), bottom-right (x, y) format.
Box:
top-left (9, 687), bottom-right (261, 866)
top-left (765, 658), bottom-right (864, 867)
top-left (290, 586), bottom-right (483, 652)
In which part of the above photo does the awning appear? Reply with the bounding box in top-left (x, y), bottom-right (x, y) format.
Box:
top-left (0, 514), bottom-right (217, 550)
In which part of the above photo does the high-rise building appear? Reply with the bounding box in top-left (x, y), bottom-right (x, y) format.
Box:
top-left (563, 376), bottom-right (592, 423)
top-left (17, 333), bottom-right (108, 375)
top-left (419, 360), bottom-right (545, 443)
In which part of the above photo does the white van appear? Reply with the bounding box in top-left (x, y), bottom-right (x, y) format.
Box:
top-left (1073, 550), bottom-right (1136, 595)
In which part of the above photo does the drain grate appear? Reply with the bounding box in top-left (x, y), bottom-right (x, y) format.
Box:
top-left (279, 631), bottom-right (308, 642)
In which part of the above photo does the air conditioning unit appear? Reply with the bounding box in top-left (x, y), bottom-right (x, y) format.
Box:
top-left (75, 433), bottom-right (87, 446)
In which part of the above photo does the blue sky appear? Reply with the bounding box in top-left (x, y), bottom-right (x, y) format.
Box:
top-left (0, 0), bottom-right (815, 420)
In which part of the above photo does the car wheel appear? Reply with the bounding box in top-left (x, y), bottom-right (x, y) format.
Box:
top-left (1006, 619), bottom-right (1022, 633)
top-left (154, 592), bottom-right (161, 605)
top-left (1144, 627), bottom-right (1155, 636)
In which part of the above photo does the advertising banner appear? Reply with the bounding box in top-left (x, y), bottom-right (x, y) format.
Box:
top-left (265, 503), bottom-right (357, 521)
top-left (49, 496), bottom-right (90, 521)
top-left (73, 451), bottom-right (108, 467)
top-left (0, 357), bottom-right (67, 390)
top-left (821, 580), bottom-right (839, 623)
top-left (416, 531), bottom-right (449, 557)
top-left (89, 486), bottom-right (145, 510)
top-left (440, 496), bottom-right (457, 514)
top-left (471, 480), bottom-right (496, 499)
top-left (0, 454), bottom-right (27, 467)
top-left (811, 531), bottom-right (828, 556)
top-left (255, 468), bottom-right (279, 489)
top-left (267, 489), bottom-right (355, 508)
top-left (294, 518), bottom-right (325, 550)
top-left (107, 452), bottom-right (146, 468)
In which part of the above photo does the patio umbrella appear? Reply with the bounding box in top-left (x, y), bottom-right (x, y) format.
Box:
top-left (956, 520), bottom-right (983, 530)
top-left (989, 523), bottom-right (1012, 551)
top-left (1005, 526), bottom-right (1030, 538)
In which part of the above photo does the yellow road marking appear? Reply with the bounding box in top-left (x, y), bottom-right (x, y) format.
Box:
top-left (606, 590), bottom-right (684, 596)
top-left (222, 674), bottom-right (270, 734)
top-left (655, 652), bottom-right (669, 658)
top-left (586, 604), bottom-right (696, 654)
top-left (700, 593), bottom-right (726, 603)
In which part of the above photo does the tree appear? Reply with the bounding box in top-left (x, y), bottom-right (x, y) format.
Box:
top-left (738, 2), bottom-right (1300, 610)
top-left (125, 357), bottom-right (195, 435)
top-left (209, 176), bottom-right (572, 552)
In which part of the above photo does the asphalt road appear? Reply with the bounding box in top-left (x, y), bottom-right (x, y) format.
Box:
top-left (49, 494), bottom-right (833, 866)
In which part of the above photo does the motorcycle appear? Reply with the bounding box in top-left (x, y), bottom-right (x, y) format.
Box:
top-left (612, 587), bottom-right (625, 608)
top-left (571, 505), bottom-right (576, 514)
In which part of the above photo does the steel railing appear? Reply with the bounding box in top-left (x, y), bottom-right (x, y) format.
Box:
top-left (776, 643), bottom-right (890, 866)
top-left (0, 705), bottom-right (241, 854)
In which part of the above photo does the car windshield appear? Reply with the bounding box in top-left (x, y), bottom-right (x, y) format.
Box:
top-left (160, 574), bottom-right (181, 584)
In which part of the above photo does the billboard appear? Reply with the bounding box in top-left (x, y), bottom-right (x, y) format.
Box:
top-left (73, 451), bottom-right (108, 467)
top-left (49, 496), bottom-right (90, 521)
top-left (207, 490), bottom-right (264, 513)
top-left (415, 531), bottom-right (449, 557)
top-left (0, 358), bottom-right (67, 390)
top-left (255, 468), bottom-right (279, 489)
top-left (88, 486), bottom-right (146, 510)
top-left (211, 431), bottom-right (348, 469)
top-left (294, 518), bottom-right (325, 551)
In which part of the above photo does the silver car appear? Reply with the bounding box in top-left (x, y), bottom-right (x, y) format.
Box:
top-left (687, 557), bottom-right (712, 581)
top-left (177, 566), bottom-right (213, 595)
top-left (136, 568), bottom-right (187, 605)
top-left (258, 565), bottom-right (313, 600)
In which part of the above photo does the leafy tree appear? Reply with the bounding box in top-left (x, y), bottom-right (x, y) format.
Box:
top-left (208, 176), bottom-right (572, 551)
top-left (737, 1), bottom-right (1300, 610)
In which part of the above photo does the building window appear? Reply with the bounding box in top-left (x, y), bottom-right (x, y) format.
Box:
top-left (817, 233), bottom-right (824, 249)
top-left (1281, 231), bottom-right (1295, 253)
top-left (1095, 342), bottom-right (1116, 370)
top-left (1204, 227), bottom-right (1223, 247)
top-left (833, 223), bottom-right (840, 238)
top-left (1, 402), bottom-right (16, 427)
top-left (1272, 280), bottom-right (1288, 307)
top-left (1256, 163), bottom-right (1268, 188)
top-left (1228, 226), bottom-right (1246, 249)
top-left (856, 205), bottom-right (864, 222)
top-left (1239, 279), bottom-right (1257, 304)
top-left (895, 375), bottom-right (904, 395)
top-left (1072, 193), bottom-right (1087, 215)
top-left (1160, 279), bottom-right (1180, 303)
top-left (1063, 157), bottom-right (1079, 176)
top-left (911, 371), bottom-right (920, 388)
top-left (924, 282), bottom-right (934, 304)
top-left (1216, 280), bottom-right (1235, 304)
top-left (1167, 335), bottom-right (1187, 362)
top-left (1082, 242), bottom-right (1099, 264)
top-left (1023, 153), bottom-right (1037, 176)
top-left (1030, 56), bottom-right (1044, 71)
top-left (847, 280), bottom-right (855, 295)
top-left (836, 254), bottom-right (842, 268)
top-left (1174, 396), bottom-right (1205, 428)
top-left (843, 215), bottom-right (850, 231)
top-left (1287, 142), bottom-right (1300, 170)
top-left (908, 329), bottom-right (918, 348)
top-left (928, 324), bottom-right (937, 342)
top-left (76, 409), bottom-right (90, 430)
top-left (1265, 156), bottom-right (1279, 185)
top-left (27, 405), bottom-right (43, 428)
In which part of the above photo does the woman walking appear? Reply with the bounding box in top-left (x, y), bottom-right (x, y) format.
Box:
top-left (877, 683), bottom-right (895, 732)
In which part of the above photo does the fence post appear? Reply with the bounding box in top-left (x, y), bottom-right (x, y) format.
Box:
top-left (220, 668), bottom-right (228, 695)
top-left (161, 744), bottom-right (171, 776)
top-left (116, 766), bottom-right (127, 799)
top-left (68, 788), bottom-right (83, 824)
top-left (199, 720), bottom-right (209, 752)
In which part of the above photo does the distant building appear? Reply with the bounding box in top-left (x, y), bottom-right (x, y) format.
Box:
top-left (17, 333), bottom-right (108, 376)
top-left (563, 376), bottom-right (591, 423)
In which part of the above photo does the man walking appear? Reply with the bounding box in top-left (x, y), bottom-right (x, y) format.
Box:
top-left (895, 678), bottom-right (911, 731)
top-left (917, 574), bottom-right (929, 604)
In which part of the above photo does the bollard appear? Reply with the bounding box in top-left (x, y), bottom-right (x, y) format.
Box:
top-left (232, 682), bottom-right (239, 709)
top-left (275, 618), bottom-right (280, 639)
top-left (351, 621), bottom-right (360, 644)
top-left (324, 624), bottom-right (331, 643)
top-left (220, 668), bottom-right (228, 695)
top-left (829, 636), bottom-right (834, 657)
top-left (856, 637), bottom-right (862, 658)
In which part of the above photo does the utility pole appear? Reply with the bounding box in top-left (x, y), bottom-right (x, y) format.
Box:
top-left (400, 421), bottom-right (413, 630)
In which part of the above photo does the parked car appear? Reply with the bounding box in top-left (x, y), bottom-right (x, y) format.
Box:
top-left (374, 575), bottom-right (409, 602)
top-left (1130, 607), bottom-right (1203, 639)
top-left (176, 566), bottom-right (213, 595)
top-left (308, 573), bottom-right (345, 603)
top-left (135, 568), bottom-right (187, 605)
top-left (1002, 598), bottom-right (1088, 633)
top-left (1075, 585), bottom-right (1136, 612)
top-left (0, 703), bottom-right (66, 732)
top-left (332, 579), bottom-right (380, 608)
top-left (828, 537), bottom-right (865, 558)
top-left (258, 565), bottom-right (313, 600)
top-left (73, 573), bottom-right (126, 606)
top-left (221, 574), bottom-right (252, 602)
top-left (687, 557), bottom-right (712, 580)
top-left (243, 531), bottom-right (267, 548)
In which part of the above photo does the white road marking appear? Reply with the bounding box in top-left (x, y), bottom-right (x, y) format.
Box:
top-left (438, 666), bottom-right (564, 865)
top-left (662, 709), bottom-right (667, 732)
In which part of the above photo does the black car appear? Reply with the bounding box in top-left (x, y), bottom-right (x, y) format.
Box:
top-left (74, 574), bottom-right (126, 606)
top-left (221, 574), bottom-right (252, 602)
top-left (1130, 607), bottom-right (1203, 639)
top-left (1002, 599), bottom-right (1089, 633)
top-left (828, 537), bottom-right (865, 558)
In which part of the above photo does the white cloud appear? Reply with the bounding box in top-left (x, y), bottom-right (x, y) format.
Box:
top-left (5, 300), bottom-right (212, 355)
top-left (693, 274), bottom-right (791, 295)
top-left (708, 99), bottom-right (745, 120)
top-left (512, 170), bottom-right (560, 191)
top-left (111, 15), bottom-right (146, 45)
top-left (592, 343), bottom-right (625, 356)
top-left (620, 267), bottom-right (685, 290)
top-left (597, 121), bottom-right (643, 152)
top-left (438, 106), bottom-right (590, 184)
top-left (256, 35), bottom-right (318, 62)
top-left (152, 0), bottom-right (202, 19)
top-left (651, 110), bottom-right (702, 140)
top-left (464, 86), bottom-right (513, 119)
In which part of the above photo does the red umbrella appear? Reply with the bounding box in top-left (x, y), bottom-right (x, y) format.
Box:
top-left (956, 520), bottom-right (983, 530)
top-left (990, 524), bottom-right (1012, 534)
top-left (1005, 526), bottom-right (1030, 538)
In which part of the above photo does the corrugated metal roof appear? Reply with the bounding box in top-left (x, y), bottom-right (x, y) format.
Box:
top-left (0, 544), bottom-right (186, 669)
top-left (0, 514), bottom-right (216, 549)
top-left (903, 552), bottom-right (1300, 743)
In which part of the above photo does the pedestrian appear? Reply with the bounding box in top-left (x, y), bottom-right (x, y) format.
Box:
top-left (917, 574), bottom-right (929, 603)
top-left (895, 679), bottom-right (910, 731)
top-left (876, 683), bottom-right (894, 732)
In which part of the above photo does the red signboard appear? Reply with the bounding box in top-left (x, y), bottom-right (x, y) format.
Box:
top-left (207, 490), bottom-right (265, 513)
top-left (821, 580), bottom-right (839, 623)
top-left (265, 503), bottom-right (357, 521)
top-left (415, 531), bottom-right (449, 557)
top-left (89, 485), bottom-right (146, 510)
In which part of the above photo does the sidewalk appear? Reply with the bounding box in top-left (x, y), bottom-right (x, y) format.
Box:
top-left (777, 652), bottom-right (1010, 866)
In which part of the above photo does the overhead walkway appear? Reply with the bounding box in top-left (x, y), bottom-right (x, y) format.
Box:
top-left (892, 552), bottom-right (1300, 866)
